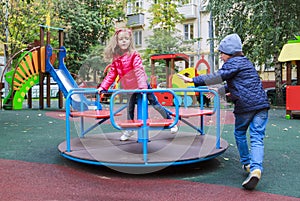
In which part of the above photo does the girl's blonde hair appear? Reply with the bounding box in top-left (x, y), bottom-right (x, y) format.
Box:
top-left (103, 28), bottom-right (135, 61)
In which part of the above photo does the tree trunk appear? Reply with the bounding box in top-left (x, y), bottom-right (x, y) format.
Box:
top-left (4, 44), bottom-right (9, 65)
top-left (274, 53), bottom-right (284, 106)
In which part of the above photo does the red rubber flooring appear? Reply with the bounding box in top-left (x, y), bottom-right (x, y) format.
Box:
top-left (1, 159), bottom-right (299, 201)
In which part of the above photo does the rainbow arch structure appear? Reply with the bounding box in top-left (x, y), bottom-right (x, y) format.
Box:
top-left (2, 45), bottom-right (91, 110)
top-left (2, 47), bottom-right (44, 110)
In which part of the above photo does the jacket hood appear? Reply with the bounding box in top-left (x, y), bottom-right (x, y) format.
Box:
top-left (218, 33), bottom-right (242, 55)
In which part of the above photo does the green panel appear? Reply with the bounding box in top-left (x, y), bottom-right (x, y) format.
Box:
top-left (13, 75), bottom-right (39, 110)
top-left (3, 51), bottom-right (39, 110)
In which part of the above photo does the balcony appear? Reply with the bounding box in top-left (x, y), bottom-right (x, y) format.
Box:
top-left (177, 4), bottom-right (197, 19)
top-left (127, 13), bottom-right (145, 27)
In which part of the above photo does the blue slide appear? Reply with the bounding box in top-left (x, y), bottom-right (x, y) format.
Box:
top-left (46, 45), bottom-right (90, 111)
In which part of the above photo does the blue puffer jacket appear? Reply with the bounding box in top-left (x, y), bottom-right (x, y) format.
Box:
top-left (193, 56), bottom-right (270, 114)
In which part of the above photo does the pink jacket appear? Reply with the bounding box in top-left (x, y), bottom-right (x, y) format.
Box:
top-left (100, 51), bottom-right (148, 90)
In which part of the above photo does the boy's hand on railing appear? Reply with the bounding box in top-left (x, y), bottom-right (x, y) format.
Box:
top-left (177, 73), bottom-right (193, 83)
top-left (205, 87), bottom-right (218, 99)
top-left (205, 92), bottom-right (215, 99)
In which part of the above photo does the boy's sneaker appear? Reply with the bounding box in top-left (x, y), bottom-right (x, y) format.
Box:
top-left (120, 130), bottom-right (136, 141)
top-left (242, 169), bottom-right (261, 190)
top-left (242, 164), bottom-right (250, 173)
top-left (171, 125), bottom-right (178, 134)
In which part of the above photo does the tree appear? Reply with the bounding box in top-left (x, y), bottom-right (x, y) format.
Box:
top-left (1, 0), bottom-right (126, 80)
top-left (57, 0), bottom-right (126, 74)
top-left (209, 0), bottom-right (300, 105)
top-left (143, 0), bottom-right (191, 80)
top-left (145, 29), bottom-right (190, 54)
top-left (148, 0), bottom-right (187, 32)
top-left (143, 29), bottom-right (191, 81)
top-left (0, 0), bottom-right (62, 61)
top-left (78, 45), bottom-right (109, 82)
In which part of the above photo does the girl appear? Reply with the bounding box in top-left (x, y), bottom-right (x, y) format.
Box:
top-left (178, 33), bottom-right (269, 190)
top-left (98, 28), bottom-right (178, 141)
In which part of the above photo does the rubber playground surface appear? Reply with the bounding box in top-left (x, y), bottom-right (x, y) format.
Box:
top-left (0, 104), bottom-right (299, 201)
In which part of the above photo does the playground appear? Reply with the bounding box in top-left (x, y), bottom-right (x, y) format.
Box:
top-left (0, 25), bottom-right (231, 170)
top-left (0, 24), bottom-right (300, 200)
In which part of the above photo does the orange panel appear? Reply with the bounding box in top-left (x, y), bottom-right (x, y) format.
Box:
top-left (32, 50), bottom-right (39, 74)
top-left (40, 46), bottom-right (45, 73)
top-left (25, 54), bottom-right (35, 75)
top-left (13, 86), bottom-right (21, 91)
top-left (22, 57), bottom-right (31, 77)
top-left (150, 75), bottom-right (157, 88)
top-left (14, 73), bottom-right (25, 83)
top-left (286, 86), bottom-right (300, 110)
top-left (13, 81), bottom-right (22, 87)
top-left (50, 54), bottom-right (57, 65)
top-left (154, 92), bottom-right (173, 106)
top-left (17, 61), bottom-right (29, 79)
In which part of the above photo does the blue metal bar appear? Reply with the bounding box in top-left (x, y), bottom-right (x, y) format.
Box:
top-left (200, 92), bottom-right (204, 135)
top-left (207, 88), bottom-right (220, 149)
top-left (109, 89), bottom-right (180, 130)
top-left (180, 118), bottom-right (202, 134)
top-left (137, 93), bottom-right (143, 142)
top-left (65, 92), bottom-right (72, 152)
top-left (142, 92), bottom-right (148, 163)
top-left (215, 94), bottom-right (221, 149)
top-left (65, 88), bottom-right (103, 152)
top-left (60, 149), bottom-right (226, 167)
top-left (79, 118), bottom-right (109, 137)
top-left (109, 89), bottom-right (180, 164)
top-left (64, 86), bottom-right (221, 167)
top-left (167, 87), bottom-right (220, 147)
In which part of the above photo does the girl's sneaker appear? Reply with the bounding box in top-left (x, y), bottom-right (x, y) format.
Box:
top-left (171, 125), bottom-right (178, 134)
top-left (120, 130), bottom-right (136, 141)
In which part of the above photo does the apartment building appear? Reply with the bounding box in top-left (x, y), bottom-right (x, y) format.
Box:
top-left (119, 0), bottom-right (216, 74)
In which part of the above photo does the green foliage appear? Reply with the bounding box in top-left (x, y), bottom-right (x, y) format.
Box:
top-left (145, 0), bottom-right (191, 81)
top-left (145, 29), bottom-right (190, 55)
top-left (209, 0), bottom-right (300, 67)
top-left (209, 0), bottom-right (300, 106)
top-left (148, 0), bottom-right (188, 32)
top-left (57, 0), bottom-right (126, 74)
top-left (1, 0), bottom-right (126, 81)
top-left (78, 45), bottom-right (110, 82)
top-left (0, 0), bottom-right (62, 59)
top-left (143, 29), bottom-right (191, 81)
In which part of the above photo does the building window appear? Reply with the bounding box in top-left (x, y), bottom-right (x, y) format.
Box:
top-left (179, 0), bottom-right (195, 6)
top-left (135, 0), bottom-right (143, 9)
top-left (127, 0), bottom-right (143, 15)
top-left (127, 2), bottom-right (133, 14)
top-left (186, 0), bottom-right (195, 4)
top-left (184, 24), bottom-right (194, 40)
top-left (189, 56), bottom-right (194, 67)
top-left (133, 30), bottom-right (142, 46)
